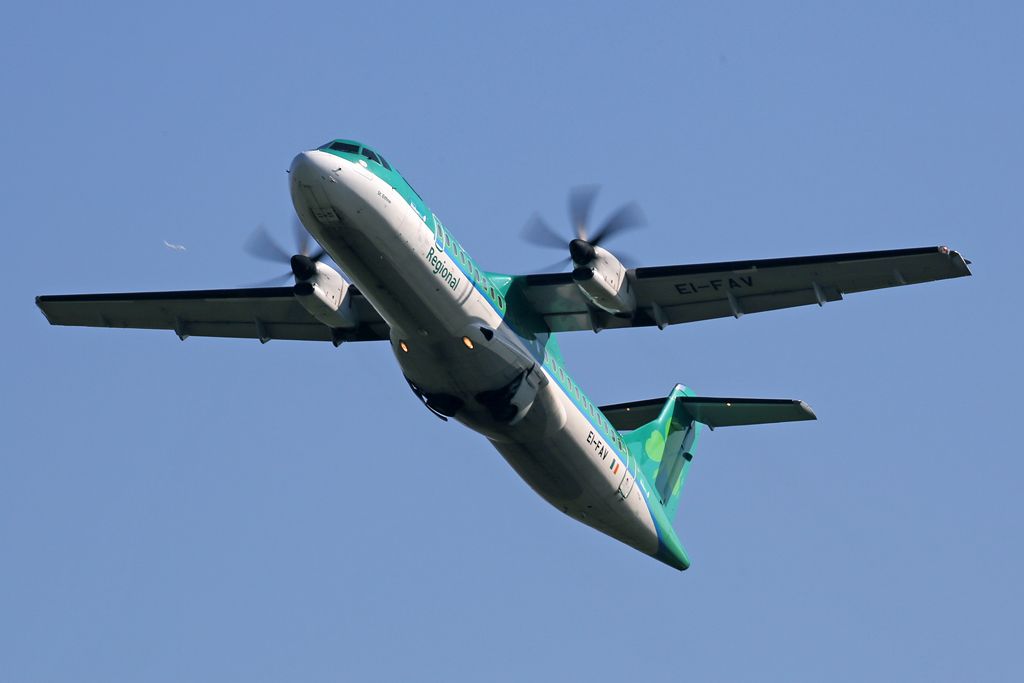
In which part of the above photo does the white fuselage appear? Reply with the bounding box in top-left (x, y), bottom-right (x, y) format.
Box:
top-left (289, 150), bottom-right (663, 560)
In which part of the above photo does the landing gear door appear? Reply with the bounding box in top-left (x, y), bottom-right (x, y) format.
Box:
top-left (617, 453), bottom-right (635, 500)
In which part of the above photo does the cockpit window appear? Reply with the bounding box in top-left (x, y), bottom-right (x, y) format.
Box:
top-left (329, 141), bottom-right (360, 154)
top-left (377, 154), bottom-right (392, 171)
top-left (361, 148), bottom-right (381, 164)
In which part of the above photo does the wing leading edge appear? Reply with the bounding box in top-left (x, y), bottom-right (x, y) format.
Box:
top-left (35, 286), bottom-right (390, 344)
top-left (515, 245), bottom-right (972, 333)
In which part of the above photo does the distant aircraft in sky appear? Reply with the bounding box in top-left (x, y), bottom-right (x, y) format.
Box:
top-left (36, 139), bottom-right (972, 570)
top-left (163, 240), bottom-right (186, 252)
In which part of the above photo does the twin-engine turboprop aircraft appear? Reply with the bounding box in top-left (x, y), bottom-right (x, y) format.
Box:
top-left (36, 139), bottom-right (972, 570)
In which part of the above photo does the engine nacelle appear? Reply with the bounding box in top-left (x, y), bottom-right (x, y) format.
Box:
top-left (572, 245), bottom-right (636, 315)
top-left (293, 261), bottom-right (360, 330)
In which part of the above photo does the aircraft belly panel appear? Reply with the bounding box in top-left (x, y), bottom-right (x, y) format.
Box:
top-left (491, 377), bottom-right (660, 557)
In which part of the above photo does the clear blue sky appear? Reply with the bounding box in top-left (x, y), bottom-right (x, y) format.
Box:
top-left (2, 1), bottom-right (1021, 680)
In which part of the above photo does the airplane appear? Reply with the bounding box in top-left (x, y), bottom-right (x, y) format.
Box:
top-left (36, 139), bottom-right (972, 571)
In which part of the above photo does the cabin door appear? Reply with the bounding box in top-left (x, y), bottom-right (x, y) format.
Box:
top-left (617, 453), bottom-right (636, 500)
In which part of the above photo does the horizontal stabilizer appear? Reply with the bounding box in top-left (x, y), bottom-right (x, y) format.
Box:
top-left (601, 395), bottom-right (816, 430)
top-left (676, 397), bottom-right (816, 428)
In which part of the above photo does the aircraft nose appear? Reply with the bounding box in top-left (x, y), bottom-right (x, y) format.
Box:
top-left (289, 150), bottom-right (335, 184)
top-left (290, 150), bottom-right (346, 228)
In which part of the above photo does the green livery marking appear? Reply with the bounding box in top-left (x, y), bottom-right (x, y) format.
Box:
top-left (425, 246), bottom-right (461, 291)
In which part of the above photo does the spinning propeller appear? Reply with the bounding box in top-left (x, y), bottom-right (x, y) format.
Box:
top-left (522, 186), bottom-right (645, 269)
top-left (245, 217), bottom-right (327, 284)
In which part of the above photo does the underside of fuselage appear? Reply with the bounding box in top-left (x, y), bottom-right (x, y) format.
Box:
top-left (287, 149), bottom-right (674, 567)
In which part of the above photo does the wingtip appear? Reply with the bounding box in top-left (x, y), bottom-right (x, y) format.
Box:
top-left (941, 246), bottom-right (973, 276)
top-left (797, 400), bottom-right (818, 420)
top-left (35, 296), bottom-right (56, 325)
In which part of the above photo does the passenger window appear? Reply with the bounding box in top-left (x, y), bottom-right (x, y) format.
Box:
top-left (434, 221), bottom-right (444, 250)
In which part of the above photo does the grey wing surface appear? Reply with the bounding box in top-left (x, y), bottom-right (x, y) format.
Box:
top-left (36, 286), bottom-right (390, 344)
top-left (516, 246), bottom-right (971, 333)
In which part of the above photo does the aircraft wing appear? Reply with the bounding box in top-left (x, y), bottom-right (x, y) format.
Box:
top-left (515, 246), bottom-right (972, 332)
top-left (35, 286), bottom-right (390, 344)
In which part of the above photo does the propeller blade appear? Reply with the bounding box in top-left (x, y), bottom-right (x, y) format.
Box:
top-left (245, 225), bottom-right (291, 263)
top-left (538, 255), bottom-right (573, 272)
top-left (568, 185), bottom-right (599, 241)
top-left (249, 271), bottom-right (294, 287)
top-left (523, 187), bottom-right (645, 273)
top-left (292, 216), bottom-right (312, 257)
top-left (522, 214), bottom-right (568, 250)
top-left (294, 216), bottom-right (330, 263)
top-left (589, 201), bottom-right (645, 247)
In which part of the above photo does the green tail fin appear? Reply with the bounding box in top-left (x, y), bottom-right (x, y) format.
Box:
top-left (619, 385), bottom-right (703, 520)
top-left (603, 387), bottom-right (816, 520)
top-left (600, 386), bottom-right (816, 569)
